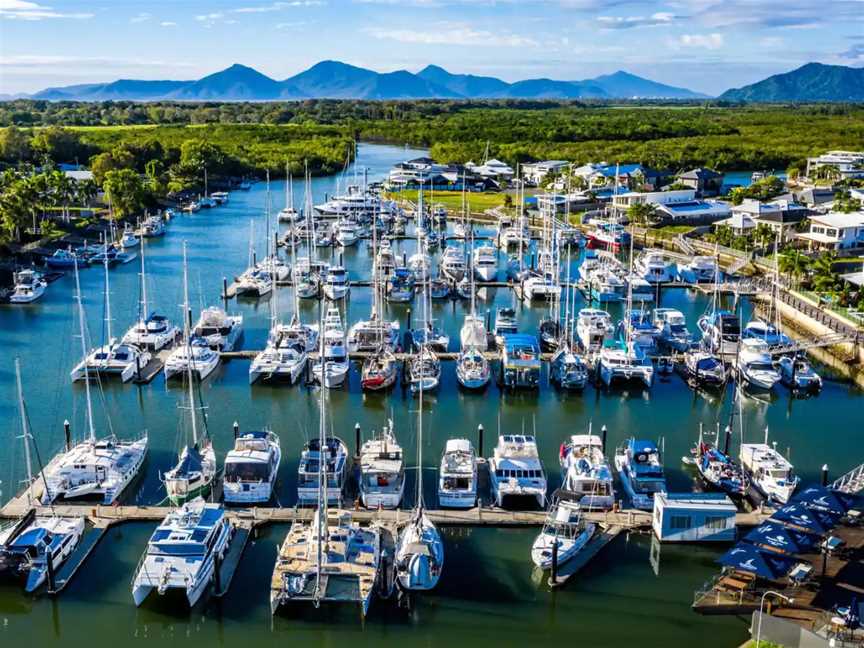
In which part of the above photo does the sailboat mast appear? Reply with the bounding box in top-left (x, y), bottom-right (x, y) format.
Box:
top-left (103, 240), bottom-right (113, 341)
top-left (74, 262), bottom-right (96, 442)
top-left (182, 243), bottom-right (198, 446)
top-left (15, 358), bottom-right (34, 505)
top-left (140, 236), bottom-right (148, 320)
top-left (315, 300), bottom-right (327, 595)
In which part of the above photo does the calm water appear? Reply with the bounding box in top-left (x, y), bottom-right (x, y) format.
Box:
top-left (0, 145), bottom-right (860, 647)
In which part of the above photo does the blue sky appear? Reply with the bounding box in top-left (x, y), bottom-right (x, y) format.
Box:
top-left (1, 0), bottom-right (862, 95)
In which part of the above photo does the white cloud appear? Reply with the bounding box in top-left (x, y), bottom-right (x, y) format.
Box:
top-left (130, 12), bottom-right (151, 24)
top-left (0, 54), bottom-right (196, 68)
top-left (672, 33), bottom-right (724, 50)
top-left (195, 11), bottom-right (237, 27)
top-left (366, 24), bottom-right (538, 48)
top-left (0, 0), bottom-right (92, 20)
top-left (597, 12), bottom-right (678, 30)
top-left (276, 20), bottom-right (307, 29)
top-left (160, 21), bottom-right (177, 27)
top-left (234, 1), bottom-right (324, 12)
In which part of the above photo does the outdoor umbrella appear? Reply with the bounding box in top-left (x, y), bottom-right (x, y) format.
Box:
top-left (845, 596), bottom-right (860, 631)
top-left (744, 523), bottom-right (818, 555)
top-left (717, 543), bottom-right (798, 579)
top-left (793, 486), bottom-right (859, 515)
top-left (771, 503), bottom-right (837, 535)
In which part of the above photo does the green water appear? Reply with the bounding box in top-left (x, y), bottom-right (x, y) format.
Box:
top-left (0, 144), bottom-right (860, 646)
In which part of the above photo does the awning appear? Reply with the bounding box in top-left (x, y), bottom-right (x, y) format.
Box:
top-left (717, 543), bottom-right (798, 579)
top-left (744, 522), bottom-right (818, 554)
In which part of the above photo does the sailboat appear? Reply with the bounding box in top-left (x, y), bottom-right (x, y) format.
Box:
top-left (270, 303), bottom-right (383, 617)
top-left (70, 241), bottom-right (152, 383)
top-left (395, 330), bottom-right (444, 592)
top-left (122, 237), bottom-right (180, 351)
top-left (41, 262), bottom-right (149, 505)
top-left (0, 359), bottom-right (86, 593)
top-left (162, 294), bottom-right (217, 505)
top-left (278, 164), bottom-right (300, 222)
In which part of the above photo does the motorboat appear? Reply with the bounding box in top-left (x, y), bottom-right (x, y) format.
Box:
top-left (223, 430), bottom-right (282, 504)
top-left (560, 432), bottom-right (615, 510)
top-left (621, 308), bottom-right (661, 353)
top-left (682, 348), bottom-right (726, 387)
top-left (361, 347), bottom-right (399, 391)
top-left (311, 307), bottom-right (350, 388)
top-left (576, 308), bottom-right (613, 352)
top-left (322, 265), bottom-right (350, 301)
top-left (45, 248), bottom-right (83, 269)
top-left (678, 256), bottom-right (719, 283)
top-left (455, 346), bottom-right (491, 390)
top-left (335, 219), bottom-right (362, 247)
top-left (249, 336), bottom-right (307, 385)
top-left (473, 245), bottom-right (498, 281)
top-left (386, 267), bottom-right (415, 303)
top-left (550, 345), bottom-right (588, 391)
top-left (441, 246), bottom-right (467, 282)
top-left (193, 307), bottom-right (243, 351)
top-left (614, 438), bottom-right (666, 510)
top-left (692, 434), bottom-right (748, 499)
top-left (736, 338), bottom-right (781, 391)
top-left (429, 276), bottom-right (450, 300)
top-left (521, 271), bottom-right (561, 302)
top-left (493, 307), bottom-right (518, 347)
top-left (9, 269), bottom-right (47, 304)
top-left (120, 225), bottom-right (139, 249)
top-left (697, 310), bottom-right (740, 356)
top-left (374, 240), bottom-right (396, 278)
top-left (636, 251), bottom-right (674, 284)
top-left (358, 420), bottom-right (405, 509)
top-left (164, 338), bottom-right (220, 380)
top-left (628, 275), bottom-right (655, 304)
top-left (777, 355), bottom-right (822, 392)
top-left (530, 495), bottom-right (596, 570)
top-left (132, 499), bottom-right (234, 607)
top-left (407, 345), bottom-right (441, 393)
top-left (588, 266), bottom-right (626, 303)
top-left (654, 308), bottom-right (691, 352)
top-left (488, 434), bottom-right (547, 509)
top-left (597, 340), bottom-right (654, 388)
top-left (587, 220), bottom-right (628, 250)
top-left (460, 313), bottom-right (487, 350)
top-left (211, 191), bottom-right (229, 205)
top-left (296, 436), bottom-right (349, 506)
top-left (500, 334), bottom-right (541, 390)
top-left (742, 319), bottom-right (792, 347)
top-left (347, 313), bottom-right (400, 353)
top-left (438, 439), bottom-right (478, 509)
top-left (740, 441), bottom-right (799, 504)
top-left (141, 215), bottom-right (165, 237)
top-left (408, 251), bottom-right (431, 282)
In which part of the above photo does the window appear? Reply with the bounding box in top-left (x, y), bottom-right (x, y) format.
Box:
top-left (705, 516), bottom-right (728, 530)
top-left (670, 515), bottom-right (691, 530)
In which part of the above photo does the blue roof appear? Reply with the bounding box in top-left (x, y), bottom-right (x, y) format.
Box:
top-left (598, 164), bottom-right (643, 177)
top-left (198, 506), bottom-right (224, 529)
top-left (10, 527), bottom-right (48, 548)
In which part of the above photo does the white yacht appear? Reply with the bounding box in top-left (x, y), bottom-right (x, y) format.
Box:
top-left (438, 439), bottom-right (478, 509)
top-left (613, 438), bottom-right (666, 510)
top-left (358, 420), bottom-right (405, 509)
top-left (322, 265), bottom-right (350, 301)
top-left (335, 219), bottom-right (362, 247)
top-left (277, 167), bottom-right (299, 222)
top-left (488, 434), bottom-right (547, 509)
top-left (9, 269), bottom-right (47, 304)
top-left (132, 499), bottom-right (234, 607)
top-left (119, 224), bottom-right (139, 249)
top-left (223, 430), bottom-right (282, 504)
top-left (311, 307), bottom-right (350, 388)
top-left (193, 307), bottom-right (243, 351)
top-left (588, 266), bottom-right (626, 303)
top-left (777, 355), bottom-right (822, 392)
top-left (736, 338), bottom-right (781, 391)
top-left (249, 336), bottom-right (307, 385)
top-left (141, 215), bottom-right (165, 237)
top-left (560, 432), bottom-right (615, 510)
top-left (460, 313), bottom-right (487, 350)
top-left (164, 338), bottom-right (220, 380)
top-left (493, 307), bottom-right (518, 347)
top-left (441, 246), bottom-right (467, 282)
top-left (530, 496), bottom-right (596, 570)
top-left (0, 360), bottom-right (86, 593)
top-left (455, 346), bottom-right (491, 390)
top-left (678, 256), bottom-right (719, 283)
top-left (740, 441), bottom-right (799, 504)
top-left (122, 240), bottom-right (179, 351)
top-left (576, 308), bottom-right (613, 352)
top-left (697, 310), bottom-right (740, 356)
top-left (296, 436), bottom-right (349, 506)
top-left (473, 245), bottom-right (498, 281)
top-left (521, 271), bottom-right (562, 302)
top-left (347, 313), bottom-right (400, 353)
top-left (653, 308), bottom-right (691, 352)
top-left (598, 340), bottom-right (654, 388)
top-left (636, 251), bottom-right (674, 284)
top-left (235, 268), bottom-right (273, 298)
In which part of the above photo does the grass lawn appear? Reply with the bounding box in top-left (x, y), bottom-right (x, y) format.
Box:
top-left (386, 189), bottom-right (508, 213)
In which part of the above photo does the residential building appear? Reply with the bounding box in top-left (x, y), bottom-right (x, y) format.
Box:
top-left (465, 158), bottom-right (514, 181)
top-left (677, 167), bottom-right (724, 197)
top-left (805, 150), bottom-right (864, 180)
top-left (522, 160), bottom-right (569, 186)
top-left (797, 211), bottom-right (864, 251)
top-left (731, 198), bottom-right (808, 240)
top-left (574, 163), bottom-right (669, 191)
top-left (714, 212), bottom-right (757, 236)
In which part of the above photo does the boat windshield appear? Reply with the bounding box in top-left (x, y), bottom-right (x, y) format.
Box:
top-left (224, 462), bottom-right (270, 482)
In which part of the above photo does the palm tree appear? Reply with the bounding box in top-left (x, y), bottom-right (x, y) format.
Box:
top-left (809, 252), bottom-right (838, 293)
top-left (778, 250), bottom-right (810, 288)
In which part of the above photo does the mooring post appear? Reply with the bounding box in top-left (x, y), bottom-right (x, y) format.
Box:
top-left (46, 548), bottom-right (56, 593)
top-left (63, 420), bottom-right (71, 452)
top-left (223, 277), bottom-right (228, 300)
top-left (724, 425), bottom-right (732, 456)
top-left (821, 464), bottom-right (829, 487)
top-left (477, 424), bottom-right (484, 458)
top-left (551, 537), bottom-right (559, 584)
top-left (355, 422), bottom-right (361, 457)
top-left (601, 425), bottom-right (607, 454)
top-left (214, 550), bottom-right (222, 594)
top-left (233, 421), bottom-right (239, 440)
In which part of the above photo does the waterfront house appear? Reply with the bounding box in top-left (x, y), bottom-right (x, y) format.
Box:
top-left (731, 198), bottom-right (808, 241)
top-left (652, 492), bottom-right (737, 542)
top-left (522, 160), bottom-right (569, 186)
top-left (465, 158), bottom-right (514, 182)
top-left (713, 211), bottom-right (757, 236)
top-left (677, 168), bottom-right (724, 197)
top-left (797, 211), bottom-right (864, 251)
top-left (805, 150), bottom-right (864, 181)
top-left (612, 188), bottom-right (730, 224)
top-left (573, 163), bottom-right (668, 191)
top-left (795, 186), bottom-right (836, 209)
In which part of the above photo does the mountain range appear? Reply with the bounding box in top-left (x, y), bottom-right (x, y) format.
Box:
top-left (18, 60), bottom-right (864, 103)
top-left (27, 60), bottom-right (706, 102)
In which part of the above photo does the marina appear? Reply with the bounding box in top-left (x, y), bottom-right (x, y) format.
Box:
top-left (2, 143), bottom-right (863, 648)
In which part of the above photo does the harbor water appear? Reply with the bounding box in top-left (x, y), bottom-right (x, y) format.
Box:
top-left (0, 144), bottom-right (860, 647)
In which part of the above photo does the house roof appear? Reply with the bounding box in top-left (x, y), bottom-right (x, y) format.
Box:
top-left (679, 167), bottom-right (723, 181)
top-left (754, 211), bottom-right (808, 225)
top-left (810, 211), bottom-right (864, 229)
top-left (840, 271), bottom-right (864, 287)
top-left (716, 212), bottom-right (756, 230)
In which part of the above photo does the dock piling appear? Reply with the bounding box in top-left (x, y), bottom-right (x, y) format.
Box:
top-left (233, 421), bottom-right (239, 439)
top-left (222, 277), bottom-right (228, 301)
top-left (477, 424), bottom-right (484, 458)
top-left (601, 425), bottom-right (607, 454)
top-left (46, 548), bottom-right (56, 593)
top-left (63, 420), bottom-right (71, 452)
top-left (551, 536), bottom-right (558, 583)
top-left (822, 464), bottom-right (829, 487)
top-left (355, 423), bottom-right (361, 457)
top-left (723, 425), bottom-right (732, 456)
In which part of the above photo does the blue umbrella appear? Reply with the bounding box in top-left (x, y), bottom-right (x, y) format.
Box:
top-left (717, 543), bottom-right (798, 579)
top-left (744, 523), bottom-right (818, 554)
top-left (771, 503), bottom-right (837, 535)
top-left (793, 486), bottom-right (859, 515)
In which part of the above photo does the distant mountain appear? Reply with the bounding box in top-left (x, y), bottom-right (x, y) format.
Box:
top-left (21, 60), bottom-right (708, 102)
top-left (589, 70), bottom-right (708, 99)
top-left (720, 63), bottom-right (864, 102)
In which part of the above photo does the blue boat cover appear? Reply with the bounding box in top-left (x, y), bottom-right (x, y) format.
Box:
top-left (176, 445), bottom-right (203, 475)
top-left (770, 503), bottom-right (837, 535)
top-left (502, 334), bottom-right (539, 351)
top-left (792, 486), bottom-right (859, 515)
top-left (717, 543), bottom-right (798, 579)
top-left (744, 522), bottom-right (818, 554)
top-left (629, 439), bottom-right (657, 455)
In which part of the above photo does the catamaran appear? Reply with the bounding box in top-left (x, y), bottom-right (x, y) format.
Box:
top-left (438, 438), bottom-right (478, 509)
top-left (122, 238), bottom-right (179, 352)
top-left (223, 429), bottom-right (282, 504)
top-left (42, 263), bottom-right (148, 505)
top-left (193, 306), bottom-right (243, 351)
top-left (0, 360), bottom-right (86, 593)
top-left (131, 498), bottom-right (234, 608)
top-left (358, 419), bottom-right (406, 509)
top-left (311, 307), bottom-right (350, 389)
top-left (488, 434), bottom-right (547, 509)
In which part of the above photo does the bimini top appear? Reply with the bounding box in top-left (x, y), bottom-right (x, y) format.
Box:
top-left (629, 439), bottom-right (658, 456)
top-left (502, 334), bottom-right (540, 357)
